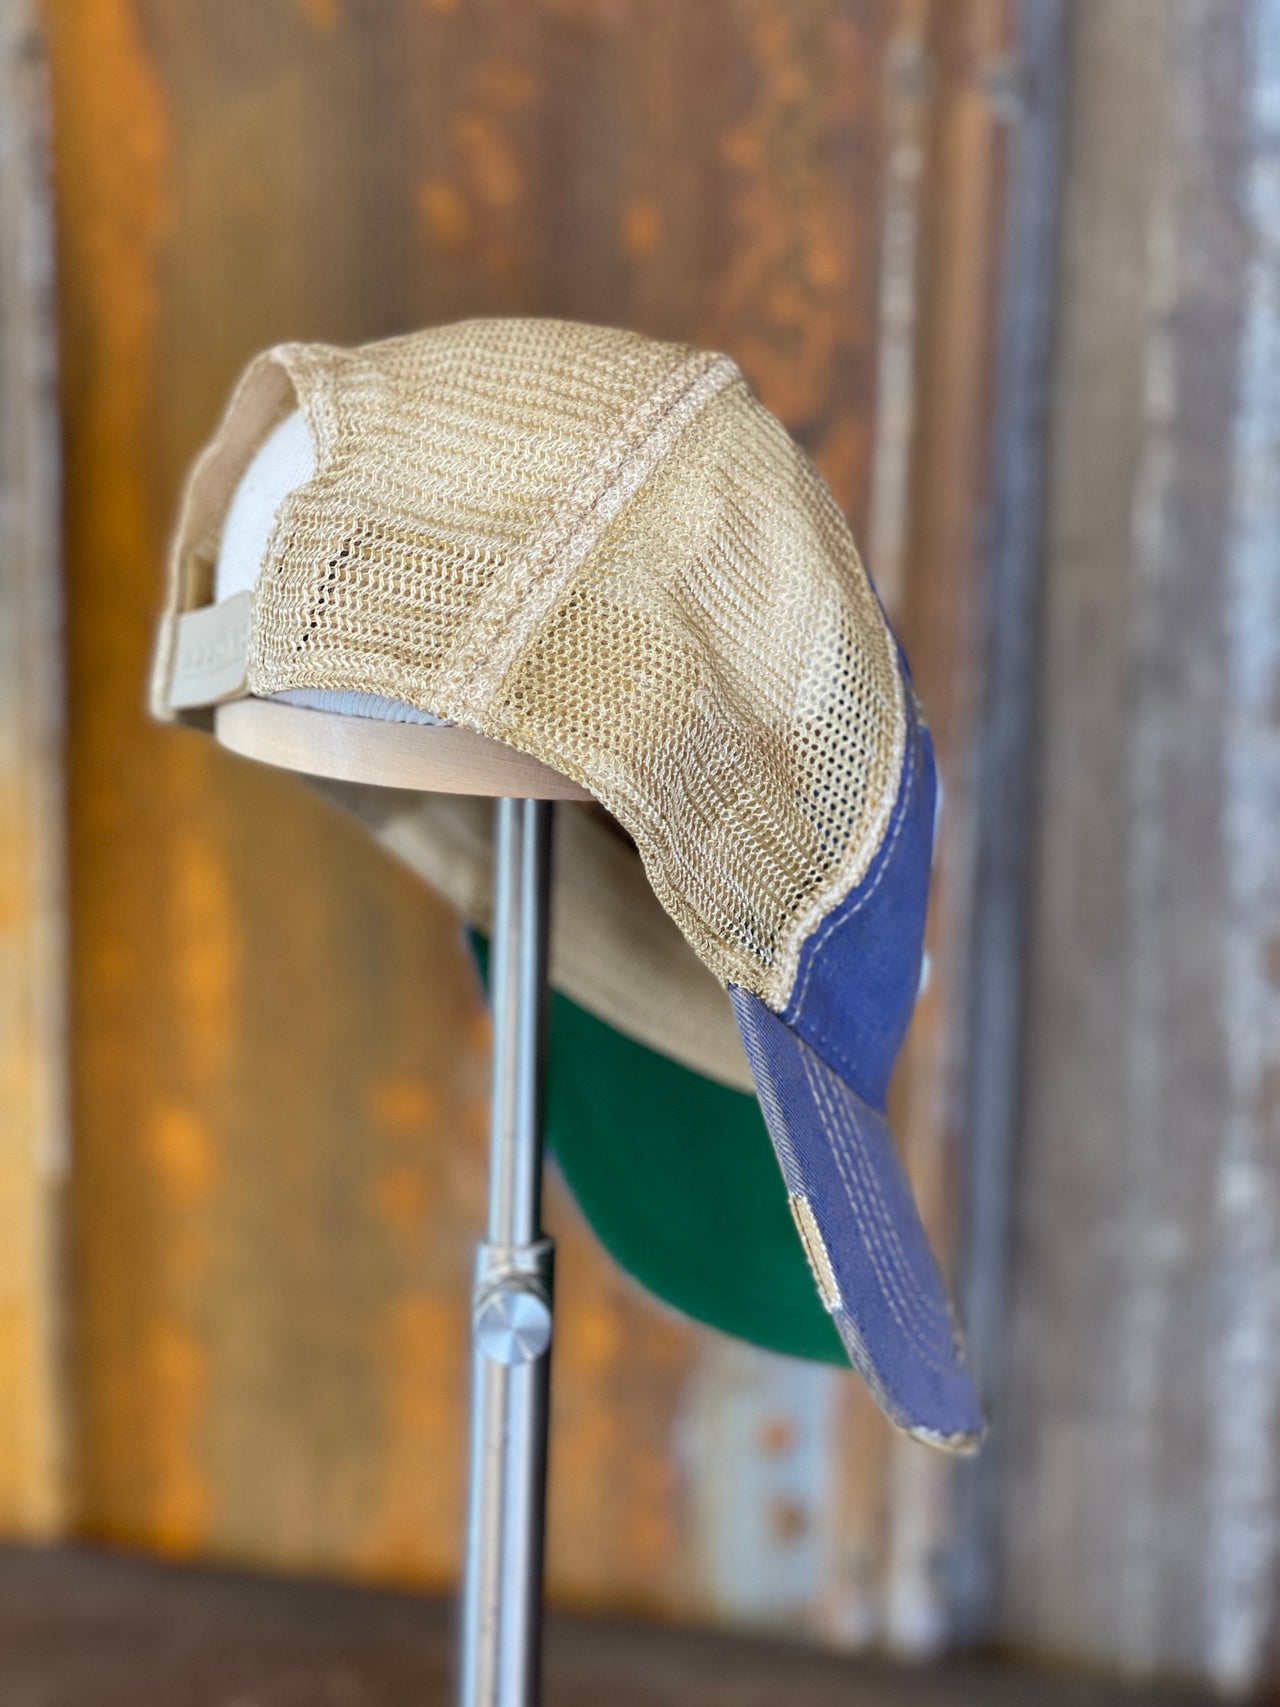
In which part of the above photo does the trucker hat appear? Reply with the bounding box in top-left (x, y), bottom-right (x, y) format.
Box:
top-left (152, 318), bottom-right (983, 1449)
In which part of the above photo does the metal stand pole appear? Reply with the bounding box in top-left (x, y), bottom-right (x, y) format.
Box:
top-left (459, 798), bottom-right (555, 1707)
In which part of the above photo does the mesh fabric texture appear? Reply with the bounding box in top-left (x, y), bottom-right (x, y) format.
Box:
top-left (155, 318), bottom-right (905, 1010)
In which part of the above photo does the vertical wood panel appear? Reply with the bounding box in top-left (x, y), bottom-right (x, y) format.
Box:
top-left (0, 0), bottom-right (67, 1538)
top-left (998, 0), bottom-right (1280, 1689)
top-left (42, 0), bottom-right (1014, 1648)
top-left (872, 0), bottom-right (1012, 1652)
top-left (949, 0), bottom-right (1068, 1644)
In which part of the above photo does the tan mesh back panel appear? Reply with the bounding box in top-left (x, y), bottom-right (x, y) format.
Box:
top-left (156, 319), bottom-right (905, 1009)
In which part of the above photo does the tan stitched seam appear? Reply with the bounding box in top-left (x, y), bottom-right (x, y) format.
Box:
top-left (446, 352), bottom-right (741, 719)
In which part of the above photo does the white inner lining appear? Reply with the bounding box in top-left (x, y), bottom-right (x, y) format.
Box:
top-left (214, 409), bottom-right (447, 728)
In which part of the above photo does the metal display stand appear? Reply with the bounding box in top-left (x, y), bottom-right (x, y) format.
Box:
top-left (459, 798), bottom-right (555, 1707)
top-left (212, 704), bottom-right (567, 1707)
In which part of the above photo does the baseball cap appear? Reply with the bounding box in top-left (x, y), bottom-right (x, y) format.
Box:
top-left (152, 319), bottom-right (983, 1449)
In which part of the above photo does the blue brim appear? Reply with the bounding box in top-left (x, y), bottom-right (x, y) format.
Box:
top-left (730, 988), bottom-right (984, 1450)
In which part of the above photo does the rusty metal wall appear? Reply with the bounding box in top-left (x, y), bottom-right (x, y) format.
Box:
top-left (36, 0), bottom-right (1017, 1650)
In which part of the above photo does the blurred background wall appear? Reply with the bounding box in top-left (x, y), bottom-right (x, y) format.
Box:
top-left (0, 0), bottom-right (1277, 1695)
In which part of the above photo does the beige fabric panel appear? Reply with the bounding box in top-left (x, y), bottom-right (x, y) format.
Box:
top-left (316, 785), bottom-right (753, 1094)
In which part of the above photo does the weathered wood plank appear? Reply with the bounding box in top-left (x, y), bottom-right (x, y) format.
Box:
top-left (0, 0), bottom-right (67, 1539)
top-left (997, 0), bottom-right (1280, 1689)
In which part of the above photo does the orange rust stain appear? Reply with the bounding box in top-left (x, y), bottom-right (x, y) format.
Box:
top-left (45, 0), bottom-right (174, 1545)
top-left (705, 0), bottom-right (876, 483)
top-left (0, 780), bottom-right (29, 931)
top-left (50, 0), bottom-right (172, 301)
top-left (417, 177), bottom-right (475, 255)
top-left (769, 1496), bottom-right (811, 1543)
top-left (369, 1163), bottom-right (434, 1242)
top-left (554, 1400), bottom-right (616, 1471)
top-left (451, 113), bottom-right (523, 211)
top-left (472, 59), bottom-right (538, 111)
top-left (813, 411), bottom-right (871, 515)
top-left (628, 1499), bottom-right (677, 1572)
top-left (142, 1319), bottom-right (212, 1554)
top-left (169, 829), bottom-right (240, 1090)
top-left (751, 4), bottom-right (791, 67)
top-left (626, 1452), bottom-right (680, 1566)
top-left (465, 1001), bottom-right (493, 1054)
top-left (802, 226), bottom-right (849, 294)
top-left (633, 1448), bottom-right (677, 1502)
top-left (627, 1449), bottom-right (679, 1568)
top-left (295, 0), bottom-right (342, 31)
top-left (46, 0), bottom-right (171, 563)
top-left (146, 1100), bottom-right (220, 1208)
top-left (537, 0), bottom-right (629, 27)
top-left (571, 1298), bottom-right (625, 1372)
top-left (366, 1074), bottom-right (439, 1139)
top-left (764, 277), bottom-right (809, 329)
top-left (356, 1295), bottom-right (465, 1582)
top-left (295, 0), bottom-right (343, 29)
top-left (480, 238), bottom-right (522, 282)
top-left (621, 195), bottom-right (663, 262)
top-left (758, 1413), bottom-right (797, 1455)
top-left (720, 125), bottom-right (763, 173)
top-left (381, 1296), bottom-right (461, 1453)
top-left (45, 1), bottom-right (170, 440)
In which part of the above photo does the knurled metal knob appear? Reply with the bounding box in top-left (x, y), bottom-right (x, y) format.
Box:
top-left (474, 1283), bottom-right (553, 1365)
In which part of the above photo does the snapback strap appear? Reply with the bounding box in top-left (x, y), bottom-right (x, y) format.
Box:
top-left (166, 591), bottom-right (252, 710)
